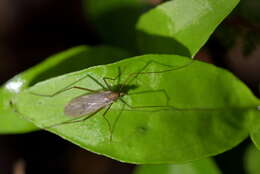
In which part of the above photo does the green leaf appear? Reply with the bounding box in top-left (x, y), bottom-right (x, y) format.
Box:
top-left (249, 89), bottom-right (260, 149)
top-left (0, 87), bottom-right (38, 133)
top-left (133, 158), bottom-right (221, 174)
top-left (83, 0), bottom-right (151, 51)
top-left (250, 119), bottom-right (260, 150)
top-left (244, 144), bottom-right (260, 174)
top-left (13, 54), bottom-right (259, 163)
top-left (0, 45), bottom-right (131, 133)
top-left (136, 0), bottom-right (240, 57)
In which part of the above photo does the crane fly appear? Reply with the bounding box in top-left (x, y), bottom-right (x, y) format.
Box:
top-left (30, 60), bottom-right (194, 141)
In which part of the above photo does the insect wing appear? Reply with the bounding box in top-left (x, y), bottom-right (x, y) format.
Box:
top-left (64, 91), bottom-right (114, 117)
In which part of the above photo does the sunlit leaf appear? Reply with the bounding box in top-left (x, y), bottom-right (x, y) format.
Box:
top-left (14, 54), bottom-right (259, 163)
top-left (136, 0), bottom-right (239, 57)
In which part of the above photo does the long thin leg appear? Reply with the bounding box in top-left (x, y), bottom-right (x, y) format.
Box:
top-left (118, 98), bottom-right (188, 113)
top-left (102, 67), bottom-right (122, 90)
top-left (10, 99), bottom-right (103, 130)
top-left (119, 98), bottom-right (248, 112)
top-left (87, 74), bottom-right (106, 89)
top-left (117, 67), bottom-right (122, 85)
top-left (121, 59), bottom-right (194, 88)
top-left (111, 103), bottom-right (125, 135)
top-left (43, 105), bottom-right (111, 129)
top-left (103, 77), bottom-right (114, 90)
top-left (43, 109), bottom-right (102, 129)
top-left (144, 59), bottom-right (194, 73)
top-left (117, 59), bottom-right (194, 111)
top-left (30, 74), bottom-right (106, 97)
top-left (119, 98), bottom-right (170, 110)
top-left (102, 103), bottom-right (113, 142)
top-left (31, 86), bottom-right (98, 97)
top-left (120, 61), bottom-right (153, 89)
top-left (44, 103), bottom-right (114, 141)
top-left (136, 60), bottom-right (194, 75)
top-left (127, 89), bottom-right (170, 105)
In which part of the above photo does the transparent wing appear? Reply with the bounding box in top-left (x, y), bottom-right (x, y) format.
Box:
top-left (64, 91), bottom-right (114, 117)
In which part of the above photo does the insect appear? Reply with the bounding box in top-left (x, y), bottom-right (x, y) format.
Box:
top-left (30, 59), bottom-right (194, 141)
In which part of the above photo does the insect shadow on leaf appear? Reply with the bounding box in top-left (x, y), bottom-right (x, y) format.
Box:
top-left (30, 59), bottom-right (195, 142)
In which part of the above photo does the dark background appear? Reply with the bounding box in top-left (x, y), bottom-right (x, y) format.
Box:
top-left (0, 0), bottom-right (259, 174)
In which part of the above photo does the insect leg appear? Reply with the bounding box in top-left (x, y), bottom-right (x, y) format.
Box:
top-left (102, 103), bottom-right (113, 142)
top-left (128, 89), bottom-right (170, 106)
top-left (103, 77), bottom-right (114, 90)
top-left (87, 74), bottom-right (106, 89)
top-left (120, 96), bottom-right (251, 112)
top-left (30, 74), bottom-right (106, 97)
top-left (31, 86), bottom-right (98, 97)
top-left (111, 103), bottom-right (125, 134)
top-left (121, 61), bottom-right (153, 87)
top-left (122, 59), bottom-right (194, 87)
top-left (119, 91), bottom-right (182, 112)
top-left (140, 59), bottom-right (194, 74)
top-left (119, 98), bottom-right (163, 109)
top-left (119, 98), bottom-right (182, 112)
top-left (139, 59), bottom-right (194, 75)
top-left (44, 110), bottom-right (101, 129)
top-left (103, 67), bottom-right (122, 90)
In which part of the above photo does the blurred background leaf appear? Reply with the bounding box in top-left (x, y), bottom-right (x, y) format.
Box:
top-left (244, 144), bottom-right (260, 174)
top-left (83, 0), bottom-right (152, 52)
top-left (136, 0), bottom-right (239, 57)
top-left (133, 158), bottom-right (221, 174)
